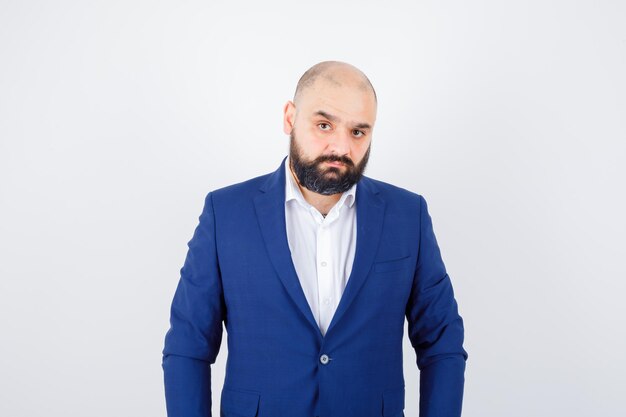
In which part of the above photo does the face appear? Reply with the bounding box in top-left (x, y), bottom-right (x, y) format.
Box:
top-left (289, 128), bottom-right (371, 195)
top-left (283, 73), bottom-right (377, 195)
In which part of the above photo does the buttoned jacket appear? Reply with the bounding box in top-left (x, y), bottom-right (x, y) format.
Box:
top-left (162, 156), bottom-right (468, 417)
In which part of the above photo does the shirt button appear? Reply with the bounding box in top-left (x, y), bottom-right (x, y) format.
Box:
top-left (320, 261), bottom-right (327, 267)
top-left (319, 354), bottom-right (330, 365)
top-left (323, 298), bottom-right (331, 305)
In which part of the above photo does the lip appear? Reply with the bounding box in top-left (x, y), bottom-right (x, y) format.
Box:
top-left (325, 161), bottom-right (345, 167)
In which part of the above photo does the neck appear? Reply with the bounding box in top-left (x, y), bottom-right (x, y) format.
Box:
top-left (288, 163), bottom-right (342, 215)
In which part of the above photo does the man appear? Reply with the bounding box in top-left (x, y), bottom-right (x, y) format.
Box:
top-left (162, 61), bottom-right (468, 417)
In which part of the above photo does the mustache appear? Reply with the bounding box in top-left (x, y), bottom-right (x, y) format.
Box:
top-left (314, 154), bottom-right (354, 167)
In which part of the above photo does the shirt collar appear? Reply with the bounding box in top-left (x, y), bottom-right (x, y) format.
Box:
top-left (284, 155), bottom-right (356, 210)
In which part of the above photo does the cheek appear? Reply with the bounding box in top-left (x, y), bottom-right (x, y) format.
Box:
top-left (352, 142), bottom-right (370, 160)
top-left (296, 133), bottom-right (325, 157)
top-left (303, 130), bottom-right (327, 149)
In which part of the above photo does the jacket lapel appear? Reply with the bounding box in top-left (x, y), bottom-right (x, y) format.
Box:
top-left (253, 157), bottom-right (322, 337)
top-left (253, 156), bottom-right (386, 339)
top-left (325, 173), bottom-right (385, 337)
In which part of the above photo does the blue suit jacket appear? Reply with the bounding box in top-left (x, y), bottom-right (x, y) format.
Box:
top-left (162, 156), bottom-right (468, 417)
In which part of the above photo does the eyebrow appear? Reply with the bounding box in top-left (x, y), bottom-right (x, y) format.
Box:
top-left (314, 110), bottom-right (372, 130)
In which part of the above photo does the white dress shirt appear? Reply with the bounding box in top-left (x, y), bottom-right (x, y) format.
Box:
top-left (284, 156), bottom-right (357, 336)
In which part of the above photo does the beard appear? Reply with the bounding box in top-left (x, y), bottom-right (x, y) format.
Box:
top-left (289, 130), bottom-right (371, 195)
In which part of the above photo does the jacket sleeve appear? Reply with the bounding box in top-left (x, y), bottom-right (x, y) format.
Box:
top-left (405, 195), bottom-right (468, 417)
top-left (162, 192), bottom-right (226, 417)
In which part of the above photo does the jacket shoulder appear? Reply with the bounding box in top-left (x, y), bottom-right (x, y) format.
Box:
top-left (210, 172), bottom-right (269, 197)
top-left (362, 176), bottom-right (424, 205)
top-left (197, 173), bottom-right (269, 213)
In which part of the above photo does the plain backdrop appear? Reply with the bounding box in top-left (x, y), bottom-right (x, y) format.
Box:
top-left (1, 1), bottom-right (625, 416)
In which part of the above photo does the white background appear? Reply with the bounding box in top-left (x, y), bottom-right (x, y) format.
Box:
top-left (1, 1), bottom-right (625, 416)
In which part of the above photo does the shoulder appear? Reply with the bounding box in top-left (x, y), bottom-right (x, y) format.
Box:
top-left (212, 172), bottom-right (270, 196)
top-left (361, 175), bottom-right (424, 207)
top-left (202, 172), bottom-right (271, 208)
top-left (361, 176), bottom-right (437, 230)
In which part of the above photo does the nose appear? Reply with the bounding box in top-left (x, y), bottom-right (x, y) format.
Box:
top-left (327, 128), bottom-right (351, 157)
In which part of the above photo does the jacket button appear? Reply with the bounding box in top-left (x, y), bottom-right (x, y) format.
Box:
top-left (319, 354), bottom-right (330, 365)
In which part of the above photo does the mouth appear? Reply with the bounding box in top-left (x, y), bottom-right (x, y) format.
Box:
top-left (324, 160), bottom-right (345, 167)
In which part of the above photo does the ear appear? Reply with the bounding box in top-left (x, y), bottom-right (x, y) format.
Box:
top-left (282, 100), bottom-right (296, 135)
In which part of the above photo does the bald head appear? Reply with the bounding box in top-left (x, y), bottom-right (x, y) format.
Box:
top-left (293, 61), bottom-right (377, 106)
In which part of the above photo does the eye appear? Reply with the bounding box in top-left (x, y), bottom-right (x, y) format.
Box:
top-left (318, 122), bottom-right (331, 131)
top-left (353, 129), bottom-right (365, 137)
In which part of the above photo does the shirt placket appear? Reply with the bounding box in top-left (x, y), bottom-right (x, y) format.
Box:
top-left (316, 211), bottom-right (334, 334)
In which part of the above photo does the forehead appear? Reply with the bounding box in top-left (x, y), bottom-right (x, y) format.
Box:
top-left (298, 78), bottom-right (377, 124)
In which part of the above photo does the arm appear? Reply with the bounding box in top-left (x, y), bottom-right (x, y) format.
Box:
top-left (162, 192), bottom-right (226, 417)
top-left (406, 195), bottom-right (468, 417)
